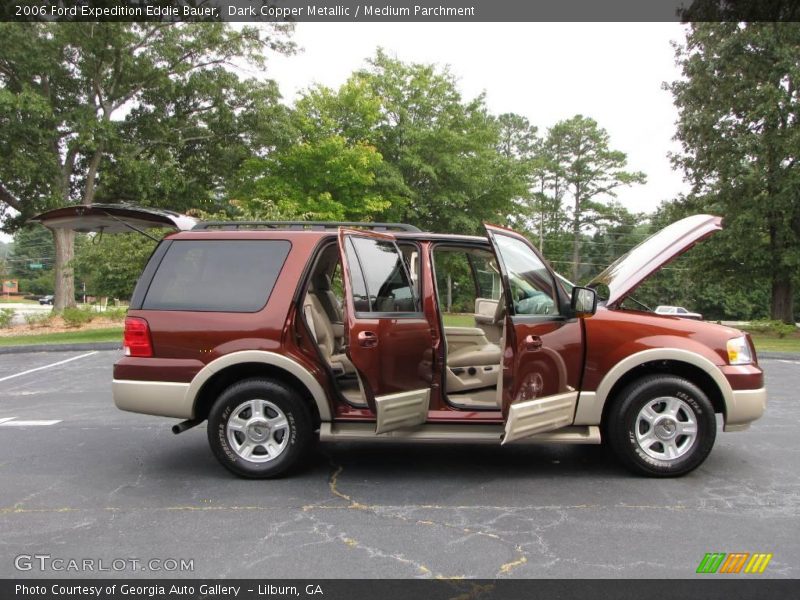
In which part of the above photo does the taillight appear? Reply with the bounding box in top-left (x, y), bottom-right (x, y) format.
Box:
top-left (123, 317), bottom-right (153, 357)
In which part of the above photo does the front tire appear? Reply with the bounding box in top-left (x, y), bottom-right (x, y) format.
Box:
top-left (607, 375), bottom-right (716, 477)
top-left (207, 378), bottom-right (313, 478)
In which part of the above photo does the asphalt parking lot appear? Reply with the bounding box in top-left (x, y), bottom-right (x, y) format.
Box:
top-left (0, 350), bottom-right (797, 579)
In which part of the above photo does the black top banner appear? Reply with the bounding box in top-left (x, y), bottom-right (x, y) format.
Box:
top-left (4, 0), bottom-right (800, 22)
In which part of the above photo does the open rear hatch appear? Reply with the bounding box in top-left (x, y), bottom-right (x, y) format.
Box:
top-left (30, 204), bottom-right (197, 234)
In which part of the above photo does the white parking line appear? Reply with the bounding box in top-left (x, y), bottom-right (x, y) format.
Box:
top-left (0, 417), bottom-right (61, 427)
top-left (0, 351), bottom-right (98, 384)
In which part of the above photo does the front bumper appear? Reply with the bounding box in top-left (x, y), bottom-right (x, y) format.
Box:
top-left (724, 387), bottom-right (767, 432)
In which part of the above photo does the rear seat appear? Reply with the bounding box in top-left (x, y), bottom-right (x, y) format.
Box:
top-left (304, 289), bottom-right (355, 376)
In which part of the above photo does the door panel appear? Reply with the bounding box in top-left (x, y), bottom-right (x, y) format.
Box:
top-left (503, 391), bottom-right (578, 444)
top-left (338, 229), bottom-right (434, 433)
top-left (484, 224), bottom-right (586, 441)
top-left (375, 389), bottom-right (431, 434)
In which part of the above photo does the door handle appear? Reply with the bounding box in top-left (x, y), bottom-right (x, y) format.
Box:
top-left (523, 334), bottom-right (543, 351)
top-left (357, 331), bottom-right (378, 348)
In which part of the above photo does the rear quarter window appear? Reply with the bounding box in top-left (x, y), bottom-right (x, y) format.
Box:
top-left (142, 240), bottom-right (291, 312)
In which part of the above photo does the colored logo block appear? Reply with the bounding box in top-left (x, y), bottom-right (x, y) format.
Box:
top-left (697, 552), bottom-right (772, 574)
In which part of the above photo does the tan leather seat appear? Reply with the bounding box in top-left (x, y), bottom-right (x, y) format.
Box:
top-left (444, 326), bottom-right (501, 393)
top-left (303, 293), bottom-right (355, 375)
top-left (313, 273), bottom-right (344, 340)
top-left (448, 343), bottom-right (502, 368)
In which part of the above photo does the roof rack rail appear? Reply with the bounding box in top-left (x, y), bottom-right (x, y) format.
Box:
top-left (192, 221), bottom-right (421, 232)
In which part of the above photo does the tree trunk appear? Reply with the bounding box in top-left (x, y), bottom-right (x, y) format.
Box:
top-left (52, 228), bottom-right (76, 311)
top-left (571, 196), bottom-right (581, 282)
top-left (770, 274), bottom-right (794, 324)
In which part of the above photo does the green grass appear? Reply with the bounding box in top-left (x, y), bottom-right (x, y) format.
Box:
top-left (0, 327), bottom-right (122, 347)
top-left (750, 334), bottom-right (800, 354)
top-left (441, 313), bottom-right (476, 327)
top-left (0, 297), bottom-right (37, 304)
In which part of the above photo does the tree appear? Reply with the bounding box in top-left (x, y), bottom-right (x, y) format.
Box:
top-left (0, 22), bottom-right (293, 310)
top-left (346, 50), bottom-right (529, 234)
top-left (496, 113), bottom-right (542, 235)
top-left (669, 23), bottom-right (800, 323)
top-left (73, 232), bottom-right (159, 300)
top-left (9, 227), bottom-right (54, 277)
top-left (228, 80), bottom-right (389, 221)
top-left (543, 115), bottom-right (646, 281)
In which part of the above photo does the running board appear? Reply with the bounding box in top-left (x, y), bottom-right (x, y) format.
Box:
top-left (319, 422), bottom-right (601, 444)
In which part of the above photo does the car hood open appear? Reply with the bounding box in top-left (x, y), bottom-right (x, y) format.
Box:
top-left (30, 204), bottom-right (197, 234)
top-left (588, 214), bottom-right (723, 307)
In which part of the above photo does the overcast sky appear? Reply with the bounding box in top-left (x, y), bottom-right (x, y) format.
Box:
top-left (263, 22), bottom-right (690, 215)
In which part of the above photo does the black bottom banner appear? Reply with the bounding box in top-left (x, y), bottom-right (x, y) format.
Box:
top-left (3, 579), bottom-right (799, 600)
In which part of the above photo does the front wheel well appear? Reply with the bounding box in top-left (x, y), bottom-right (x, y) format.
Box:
top-left (600, 360), bottom-right (726, 431)
top-left (193, 362), bottom-right (322, 428)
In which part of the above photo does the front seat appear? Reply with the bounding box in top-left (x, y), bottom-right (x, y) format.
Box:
top-left (444, 327), bottom-right (502, 393)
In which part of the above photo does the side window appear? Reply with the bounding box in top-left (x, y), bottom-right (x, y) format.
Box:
top-left (345, 237), bottom-right (419, 314)
top-left (493, 234), bottom-right (557, 316)
top-left (433, 249), bottom-right (476, 314)
top-left (398, 243), bottom-right (421, 301)
top-left (142, 240), bottom-right (291, 312)
top-left (432, 247), bottom-right (500, 328)
top-left (471, 253), bottom-right (502, 301)
top-left (330, 261), bottom-right (344, 303)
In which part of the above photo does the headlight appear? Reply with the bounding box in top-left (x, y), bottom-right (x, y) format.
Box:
top-left (727, 336), bottom-right (753, 365)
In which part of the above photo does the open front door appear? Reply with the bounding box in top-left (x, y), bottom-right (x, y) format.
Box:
top-left (484, 224), bottom-right (585, 444)
top-left (338, 228), bottom-right (433, 434)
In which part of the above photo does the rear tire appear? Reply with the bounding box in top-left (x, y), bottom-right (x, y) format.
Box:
top-left (207, 378), bottom-right (313, 479)
top-left (607, 375), bottom-right (716, 477)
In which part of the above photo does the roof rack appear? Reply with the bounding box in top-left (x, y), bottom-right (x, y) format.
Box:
top-left (192, 221), bottom-right (421, 232)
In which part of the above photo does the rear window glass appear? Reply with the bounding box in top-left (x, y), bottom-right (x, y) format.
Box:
top-left (143, 240), bottom-right (291, 312)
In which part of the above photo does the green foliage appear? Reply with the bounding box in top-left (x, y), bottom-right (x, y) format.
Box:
top-left (73, 233), bottom-right (160, 300)
top-left (263, 50), bottom-right (529, 234)
top-left (230, 137), bottom-right (388, 221)
top-left (743, 320), bottom-right (798, 339)
top-left (0, 22), bottom-right (294, 308)
top-left (24, 312), bottom-right (53, 328)
top-left (16, 270), bottom-right (55, 296)
top-left (0, 307), bottom-right (14, 328)
top-left (540, 116), bottom-right (646, 281)
top-left (9, 227), bottom-right (53, 277)
top-left (61, 307), bottom-right (94, 328)
top-left (669, 23), bottom-right (800, 323)
top-left (104, 307), bottom-right (128, 322)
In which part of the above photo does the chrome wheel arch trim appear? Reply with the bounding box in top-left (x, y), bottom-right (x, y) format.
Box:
top-left (573, 348), bottom-right (734, 427)
top-left (186, 350), bottom-right (332, 421)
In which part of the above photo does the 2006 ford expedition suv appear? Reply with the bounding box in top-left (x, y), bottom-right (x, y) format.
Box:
top-left (34, 206), bottom-right (766, 478)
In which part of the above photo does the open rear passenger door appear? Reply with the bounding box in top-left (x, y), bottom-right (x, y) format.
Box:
top-left (484, 224), bottom-right (587, 444)
top-left (338, 228), bottom-right (434, 434)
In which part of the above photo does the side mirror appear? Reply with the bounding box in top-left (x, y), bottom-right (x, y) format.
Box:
top-left (570, 286), bottom-right (597, 317)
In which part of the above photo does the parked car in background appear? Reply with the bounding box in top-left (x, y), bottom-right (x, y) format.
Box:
top-left (655, 305), bottom-right (703, 320)
top-left (32, 206), bottom-right (766, 479)
top-left (38, 295), bottom-right (54, 305)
